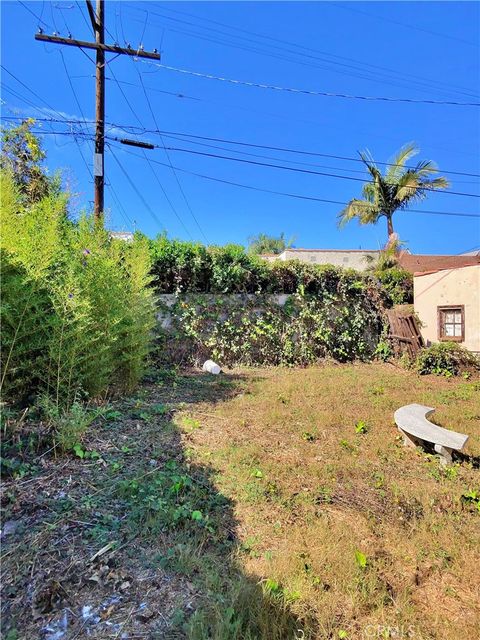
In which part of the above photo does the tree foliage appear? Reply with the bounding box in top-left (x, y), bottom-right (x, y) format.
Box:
top-left (365, 241), bottom-right (413, 304)
top-left (338, 143), bottom-right (449, 240)
top-left (1, 118), bottom-right (61, 204)
top-left (247, 232), bottom-right (293, 255)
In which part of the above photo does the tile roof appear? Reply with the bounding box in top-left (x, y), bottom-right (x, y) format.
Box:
top-left (398, 252), bottom-right (480, 274)
top-left (284, 248), bottom-right (379, 253)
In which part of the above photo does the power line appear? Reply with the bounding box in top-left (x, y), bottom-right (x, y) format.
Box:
top-left (0, 84), bottom-right (56, 117)
top-left (24, 127), bottom-right (480, 197)
top-left (8, 71), bottom-right (475, 163)
top-left (49, 1), bottom-right (60, 34)
top-left (134, 68), bottom-right (208, 242)
top-left (109, 142), bottom-right (480, 219)
top-left (106, 182), bottom-right (133, 228)
top-left (107, 65), bottom-right (194, 238)
top-left (55, 2), bottom-right (74, 38)
top-left (5, 114), bottom-right (479, 180)
top-left (58, 50), bottom-right (93, 179)
top-left (0, 66), bottom-right (71, 123)
top-left (127, 15), bottom-right (463, 101)
top-left (76, 0), bottom-right (92, 32)
top-left (0, 82), bottom-right (92, 181)
top-left (151, 133), bottom-right (480, 186)
top-left (5, 118), bottom-right (477, 219)
top-left (157, 3), bottom-right (479, 97)
top-left (107, 78), bottom-right (202, 101)
top-left (150, 130), bottom-right (480, 180)
top-left (142, 153), bottom-right (195, 240)
top-left (141, 145), bottom-right (480, 199)
top-left (110, 147), bottom-right (164, 231)
top-left (139, 60), bottom-right (480, 107)
top-left (159, 134), bottom-right (383, 176)
top-left (17, 0), bottom-right (50, 28)
top-left (124, 4), bottom-right (478, 100)
top-left (332, 2), bottom-right (479, 48)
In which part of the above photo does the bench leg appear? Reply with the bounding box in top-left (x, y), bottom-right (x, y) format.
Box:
top-left (434, 444), bottom-right (453, 466)
top-left (398, 428), bottom-right (420, 449)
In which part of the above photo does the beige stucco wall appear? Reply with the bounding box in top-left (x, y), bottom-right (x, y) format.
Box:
top-left (266, 249), bottom-right (378, 271)
top-left (414, 265), bottom-right (480, 352)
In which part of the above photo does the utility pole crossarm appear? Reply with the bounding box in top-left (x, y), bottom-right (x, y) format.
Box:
top-left (34, 0), bottom-right (160, 222)
top-left (34, 34), bottom-right (161, 59)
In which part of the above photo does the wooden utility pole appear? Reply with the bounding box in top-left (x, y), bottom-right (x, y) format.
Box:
top-left (94, 0), bottom-right (105, 217)
top-left (35, 0), bottom-right (160, 221)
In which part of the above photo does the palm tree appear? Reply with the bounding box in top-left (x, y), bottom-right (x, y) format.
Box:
top-left (247, 232), bottom-right (294, 255)
top-left (338, 143), bottom-right (449, 241)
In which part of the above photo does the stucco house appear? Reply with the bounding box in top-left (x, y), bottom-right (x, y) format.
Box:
top-left (260, 248), bottom-right (380, 271)
top-left (414, 264), bottom-right (480, 353)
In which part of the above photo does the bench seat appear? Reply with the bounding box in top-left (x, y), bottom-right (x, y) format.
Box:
top-left (394, 403), bottom-right (468, 464)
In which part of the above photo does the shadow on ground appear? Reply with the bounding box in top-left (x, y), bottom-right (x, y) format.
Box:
top-left (1, 369), bottom-right (311, 639)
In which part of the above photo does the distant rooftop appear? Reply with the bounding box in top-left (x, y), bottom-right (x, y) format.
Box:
top-left (109, 231), bottom-right (134, 242)
top-left (259, 248), bottom-right (380, 257)
top-left (282, 248), bottom-right (379, 254)
top-left (398, 252), bottom-right (480, 274)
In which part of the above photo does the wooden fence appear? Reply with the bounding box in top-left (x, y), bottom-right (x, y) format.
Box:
top-left (386, 310), bottom-right (424, 358)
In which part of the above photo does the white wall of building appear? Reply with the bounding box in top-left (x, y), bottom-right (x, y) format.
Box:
top-left (414, 265), bottom-right (480, 353)
top-left (263, 249), bottom-right (379, 271)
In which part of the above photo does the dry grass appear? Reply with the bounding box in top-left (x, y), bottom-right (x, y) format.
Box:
top-left (2, 363), bottom-right (479, 639)
top-left (178, 363), bottom-right (480, 639)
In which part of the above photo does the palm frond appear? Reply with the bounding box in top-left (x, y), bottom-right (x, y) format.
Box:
top-left (395, 171), bottom-right (421, 202)
top-left (337, 199), bottom-right (380, 228)
top-left (395, 169), bottom-right (449, 202)
top-left (385, 142), bottom-right (418, 182)
top-left (410, 159), bottom-right (445, 181)
top-left (359, 148), bottom-right (376, 169)
top-left (423, 176), bottom-right (450, 190)
top-left (362, 182), bottom-right (376, 202)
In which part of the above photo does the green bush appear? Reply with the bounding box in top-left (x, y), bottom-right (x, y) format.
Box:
top-left (209, 244), bottom-right (270, 293)
top-left (150, 235), bottom-right (212, 293)
top-left (413, 342), bottom-right (480, 377)
top-left (150, 236), bottom-right (271, 294)
top-left (373, 266), bottom-right (413, 305)
top-left (1, 171), bottom-right (155, 408)
top-left (364, 242), bottom-right (413, 305)
top-left (149, 236), bottom-right (397, 308)
top-left (38, 395), bottom-right (99, 452)
top-left (158, 284), bottom-right (384, 367)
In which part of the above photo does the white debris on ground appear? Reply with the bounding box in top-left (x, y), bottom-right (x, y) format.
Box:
top-left (81, 604), bottom-right (101, 625)
top-left (0, 519), bottom-right (20, 539)
top-left (202, 360), bottom-right (221, 375)
top-left (40, 595), bottom-right (138, 638)
top-left (41, 610), bottom-right (68, 640)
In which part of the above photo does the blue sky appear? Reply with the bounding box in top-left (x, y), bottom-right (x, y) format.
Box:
top-left (1, 1), bottom-right (479, 253)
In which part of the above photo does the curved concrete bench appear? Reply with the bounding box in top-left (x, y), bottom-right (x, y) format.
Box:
top-left (394, 403), bottom-right (468, 465)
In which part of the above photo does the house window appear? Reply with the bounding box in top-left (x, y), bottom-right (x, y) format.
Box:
top-left (438, 306), bottom-right (464, 342)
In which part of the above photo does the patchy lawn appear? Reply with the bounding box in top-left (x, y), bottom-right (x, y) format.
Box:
top-left (1, 364), bottom-right (479, 639)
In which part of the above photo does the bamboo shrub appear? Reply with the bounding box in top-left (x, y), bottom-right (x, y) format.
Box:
top-left (1, 171), bottom-right (155, 408)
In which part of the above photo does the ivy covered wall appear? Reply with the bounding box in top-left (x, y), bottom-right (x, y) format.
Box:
top-left (156, 274), bottom-right (386, 367)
